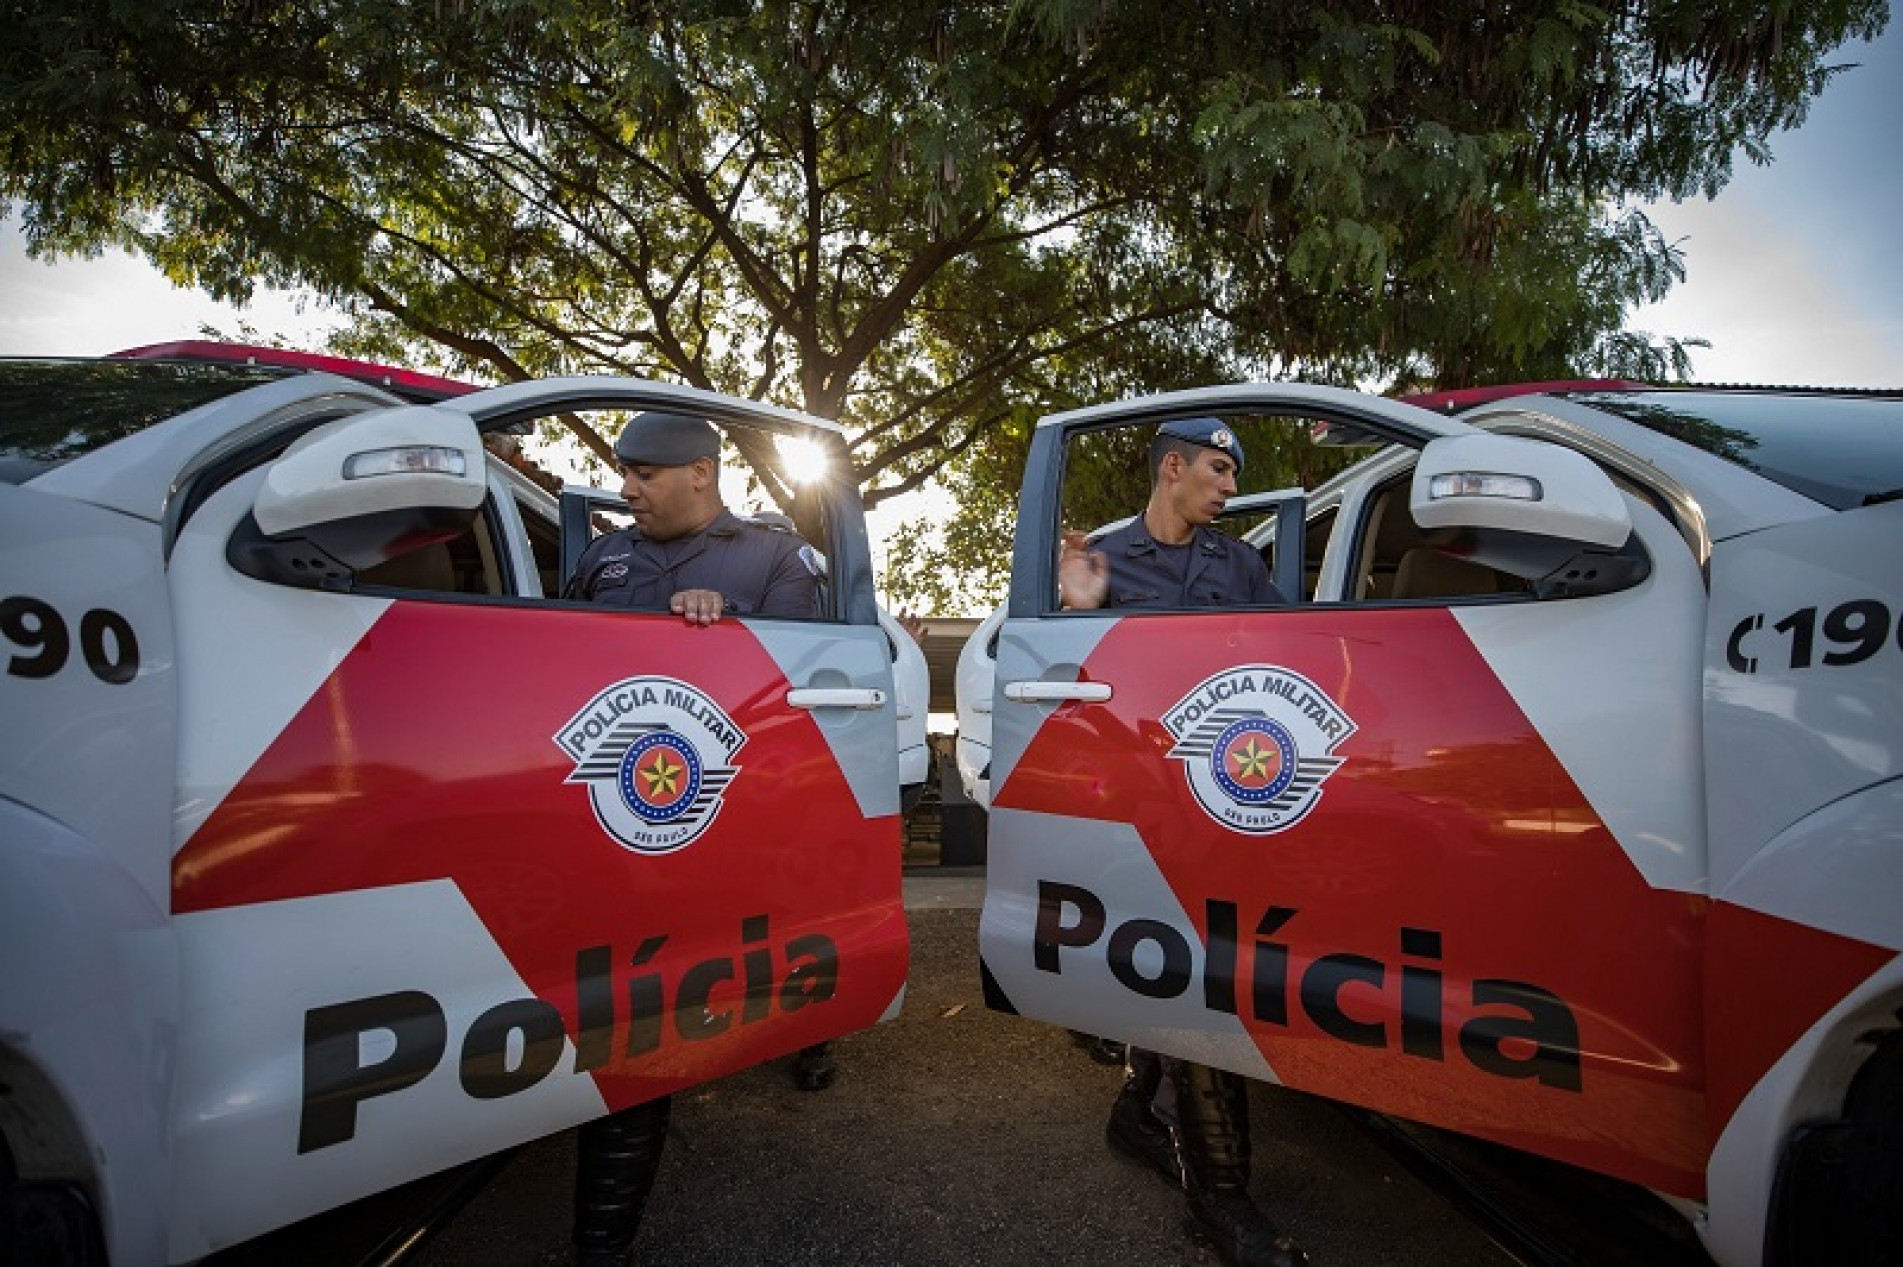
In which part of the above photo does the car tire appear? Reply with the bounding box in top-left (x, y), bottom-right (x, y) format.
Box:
top-left (1841, 1025), bottom-right (1903, 1264)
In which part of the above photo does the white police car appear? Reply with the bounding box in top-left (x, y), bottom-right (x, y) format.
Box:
top-left (970, 381), bottom-right (1902, 1266)
top-left (952, 605), bottom-right (1004, 809)
top-left (1, 350), bottom-right (912, 1263)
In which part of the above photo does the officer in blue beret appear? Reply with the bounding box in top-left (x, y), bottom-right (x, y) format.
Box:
top-left (563, 410), bottom-right (820, 623)
top-left (1059, 417), bottom-right (1284, 611)
top-left (1059, 417), bottom-right (1303, 1267)
top-left (562, 410), bottom-right (822, 1267)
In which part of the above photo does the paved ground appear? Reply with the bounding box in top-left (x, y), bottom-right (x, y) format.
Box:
top-left (411, 877), bottom-right (1516, 1266)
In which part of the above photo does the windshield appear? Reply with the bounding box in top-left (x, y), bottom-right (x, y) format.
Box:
top-left (1574, 390), bottom-right (1903, 510)
top-left (0, 359), bottom-right (294, 480)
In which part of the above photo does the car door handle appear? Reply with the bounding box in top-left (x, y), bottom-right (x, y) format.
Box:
top-left (787, 687), bottom-right (887, 711)
top-left (1002, 680), bottom-right (1113, 703)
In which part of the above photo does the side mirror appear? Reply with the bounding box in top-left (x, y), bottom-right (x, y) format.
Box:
top-left (230, 405), bottom-right (487, 589)
top-left (1410, 433), bottom-right (1646, 596)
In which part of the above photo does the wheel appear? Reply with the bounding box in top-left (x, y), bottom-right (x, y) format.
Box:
top-left (1841, 1027), bottom-right (1903, 1265)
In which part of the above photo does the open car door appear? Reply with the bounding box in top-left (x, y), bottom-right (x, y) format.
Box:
top-left (164, 378), bottom-right (907, 1255)
top-left (978, 383), bottom-right (1716, 1200)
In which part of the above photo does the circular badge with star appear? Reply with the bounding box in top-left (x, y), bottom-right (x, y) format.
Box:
top-left (1210, 717), bottom-right (1298, 805)
top-left (1161, 665), bottom-right (1356, 835)
top-left (554, 676), bottom-right (745, 855)
top-left (619, 731), bottom-right (704, 824)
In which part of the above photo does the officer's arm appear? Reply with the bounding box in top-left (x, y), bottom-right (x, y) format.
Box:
top-left (757, 540), bottom-right (821, 618)
top-left (1245, 551), bottom-right (1286, 606)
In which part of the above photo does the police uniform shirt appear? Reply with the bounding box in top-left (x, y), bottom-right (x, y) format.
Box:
top-left (564, 508), bottom-right (819, 617)
top-left (1092, 517), bottom-right (1282, 610)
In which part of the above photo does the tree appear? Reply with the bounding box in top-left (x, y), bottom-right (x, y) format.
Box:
top-left (3, 0), bottom-right (1885, 599)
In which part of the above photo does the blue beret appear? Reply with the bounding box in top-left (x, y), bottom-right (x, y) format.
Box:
top-left (614, 411), bottom-right (722, 466)
top-left (1158, 417), bottom-right (1244, 471)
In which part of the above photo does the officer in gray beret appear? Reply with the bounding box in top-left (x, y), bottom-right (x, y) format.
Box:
top-left (562, 411), bottom-right (820, 624)
top-left (562, 410), bottom-right (821, 1267)
top-left (1058, 417), bottom-right (1302, 1267)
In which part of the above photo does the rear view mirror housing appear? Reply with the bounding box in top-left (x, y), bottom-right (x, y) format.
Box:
top-left (230, 405), bottom-right (487, 589)
top-left (1410, 433), bottom-right (1647, 596)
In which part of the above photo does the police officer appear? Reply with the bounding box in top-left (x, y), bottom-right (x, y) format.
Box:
top-left (1059, 418), bottom-right (1306, 1267)
top-left (564, 410), bottom-right (821, 1267)
top-left (564, 410), bottom-right (820, 622)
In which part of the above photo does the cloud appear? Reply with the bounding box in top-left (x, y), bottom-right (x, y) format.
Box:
top-left (1630, 26), bottom-right (1903, 389)
top-left (1, 217), bottom-right (336, 356)
top-left (1633, 197), bottom-right (1898, 388)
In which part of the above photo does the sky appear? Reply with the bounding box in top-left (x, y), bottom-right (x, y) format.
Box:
top-left (3, 23), bottom-right (1898, 381)
top-left (1623, 23), bottom-right (1902, 389)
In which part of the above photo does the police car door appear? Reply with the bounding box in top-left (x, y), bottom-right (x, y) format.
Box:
top-left (165, 380), bottom-right (905, 1258)
top-left (979, 384), bottom-right (1712, 1199)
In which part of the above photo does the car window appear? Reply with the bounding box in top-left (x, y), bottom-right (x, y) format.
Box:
top-left (1238, 497), bottom-right (1335, 602)
top-left (561, 490), bottom-right (841, 620)
top-left (1574, 390), bottom-right (1903, 510)
top-left (546, 410), bottom-right (844, 620)
top-left (1301, 505), bottom-right (1336, 602)
top-left (1053, 413), bottom-right (1362, 614)
top-left (354, 495), bottom-right (508, 597)
top-left (1053, 409), bottom-right (1646, 610)
top-left (518, 490), bottom-right (563, 596)
top-left (0, 359), bottom-right (296, 478)
top-left (1346, 472), bottom-right (1529, 602)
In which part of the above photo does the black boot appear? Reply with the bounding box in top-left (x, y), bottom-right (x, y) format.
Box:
top-left (1105, 1046), bottom-right (1179, 1183)
top-left (793, 1041), bottom-right (836, 1092)
top-left (573, 1097), bottom-right (671, 1267)
top-left (1170, 1061), bottom-right (1306, 1267)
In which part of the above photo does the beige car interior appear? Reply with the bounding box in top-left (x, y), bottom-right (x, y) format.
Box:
top-left (1353, 477), bottom-right (1527, 602)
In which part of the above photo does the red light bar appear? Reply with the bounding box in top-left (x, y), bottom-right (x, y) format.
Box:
top-left (110, 340), bottom-right (481, 403)
top-left (1402, 379), bottom-right (1649, 413)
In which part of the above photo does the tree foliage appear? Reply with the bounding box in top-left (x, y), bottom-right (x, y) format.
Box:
top-left (2, 0), bottom-right (1885, 606)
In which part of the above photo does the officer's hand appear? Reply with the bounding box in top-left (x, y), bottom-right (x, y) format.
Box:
top-left (895, 607), bottom-right (928, 646)
top-left (671, 588), bottom-right (728, 626)
top-left (1057, 530), bottom-right (1109, 610)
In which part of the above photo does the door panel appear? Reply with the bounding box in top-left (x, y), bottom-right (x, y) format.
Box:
top-left (982, 388), bottom-right (1712, 1200)
top-left (0, 484), bottom-right (176, 908)
top-left (168, 590), bottom-right (904, 1253)
top-left (982, 603), bottom-right (1708, 1194)
top-left (164, 426), bottom-right (903, 1256)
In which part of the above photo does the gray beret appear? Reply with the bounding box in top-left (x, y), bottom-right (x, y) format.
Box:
top-left (1158, 416), bottom-right (1244, 471)
top-left (613, 411), bottom-right (722, 466)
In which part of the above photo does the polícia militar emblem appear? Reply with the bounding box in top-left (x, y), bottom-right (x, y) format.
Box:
top-left (621, 731), bottom-right (701, 823)
top-left (1162, 665), bottom-right (1354, 834)
top-left (554, 676), bottom-right (745, 854)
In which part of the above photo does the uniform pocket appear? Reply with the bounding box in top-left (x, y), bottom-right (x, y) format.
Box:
top-left (590, 566), bottom-right (633, 596)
